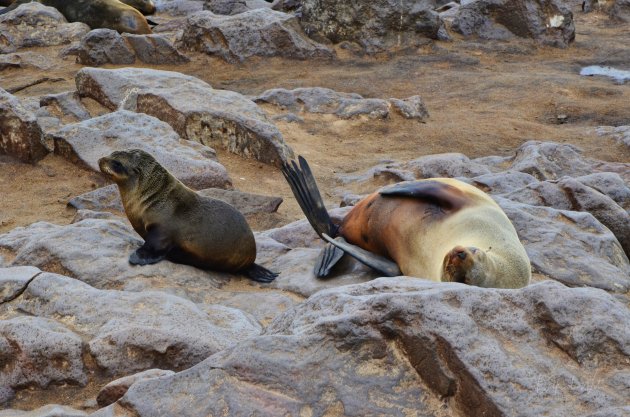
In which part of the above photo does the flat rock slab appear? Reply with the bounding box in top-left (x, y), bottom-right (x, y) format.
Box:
top-left (14, 272), bottom-right (261, 375)
top-left (68, 184), bottom-right (282, 215)
top-left (76, 29), bottom-right (189, 66)
top-left (254, 87), bottom-right (390, 119)
top-left (451, 0), bottom-right (575, 47)
top-left (97, 369), bottom-right (176, 407)
top-left (0, 265), bottom-right (40, 303)
top-left (49, 110), bottom-right (232, 190)
top-left (75, 67), bottom-right (294, 166)
top-left (95, 279), bottom-right (630, 417)
top-left (179, 8), bottom-right (334, 62)
top-left (0, 3), bottom-right (89, 50)
top-left (0, 52), bottom-right (55, 71)
top-left (0, 88), bottom-right (48, 163)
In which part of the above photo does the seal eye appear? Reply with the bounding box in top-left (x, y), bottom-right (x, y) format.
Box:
top-left (111, 160), bottom-right (126, 174)
top-left (456, 250), bottom-right (467, 260)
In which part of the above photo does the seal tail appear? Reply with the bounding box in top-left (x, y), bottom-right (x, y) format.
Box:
top-left (281, 156), bottom-right (338, 239)
top-left (243, 263), bottom-right (278, 283)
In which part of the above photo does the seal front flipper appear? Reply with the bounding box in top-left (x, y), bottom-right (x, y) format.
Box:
top-left (281, 156), bottom-right (338, 239)
top-left (322, 234), bottom-right (401, 277)
top-left (314, 238), bottom-right (345, 278)
top-left (242, 263), bottom-right (278, 283)
top-left (129, 225), bottom-right (172, 266)
top-left (379, 180), bottom-right (467, 212)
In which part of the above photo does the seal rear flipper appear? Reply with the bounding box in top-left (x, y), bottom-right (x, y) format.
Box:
top-left (281, 156), bottom-right (338, 239)
top-left (379, 180), bottom-right (467, 212)
top-left (314, 238), bottom-right (345, 278)
top-left (322, 233), bottom-right (401, 277)
top-left (243, 263), bottom-right (278, 283)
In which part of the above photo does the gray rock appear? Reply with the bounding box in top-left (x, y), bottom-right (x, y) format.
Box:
top-left (154, 0), bottom-right (204, 15)
top-left (467, 171), bottom-right (540, 194)
top-left (68, 184), bottom-right (282, 215)
top-left (97, 369), bottom-right (176, 407)
top-left (597, 125), bottom-right (630, 148)
top-left (0, 87), bottom-right (48, 163)
top-left (474, 141), bottom-right (630, 183)
top-left (575, 172), bottom-right (630, 210)
top-left (0, 316), bottom-right (87, 390)
top-left (0, 265), bottom-right (41, 303)
top-left (0, 51), bottom-right (54, 71)
top-left (107, 279), bottom-right (630, 416)
top-left (17, 272), bottom-right (261, 375)
top-left (389, 95), bottom-right (430, 122)
top-left (204, 0), bottom-right (274, 15)
top-left (49, 110), bottom-right (232, 190)
top-left (0, 405), bottom-right (88, 417)
top-left (76, 29), bottom-right (136, 66)
top-left (611, 0), bottom-right (630, 21)
top-left (75, 67), bottom-right (294, 166)
top-left (200, 289), bottom-right (298, 325)
top-left (254, 87), bottom-right (390, 119)
top-left (179, 9), bottom-right (334, 62)
top-left (0, 3), bottom-right (90, 50)
top-left (452, 0), bottom-right (575, 47)
top-left (299, 0), bottom-right (443, 52)
top-left (498, 198), bottom-right (630, 292)
top-left (0, 31), bottom-right (16, 54)
top-left (40, 91), bottom-right (92, 123)
top-left (502, 177), bottom-right (630, 257)
top-left (123, 33), bottom-right (190, 64)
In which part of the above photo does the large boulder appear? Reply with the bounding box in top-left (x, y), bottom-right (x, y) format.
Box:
top-left (0, 88), bottom-right (48, 163)
top-left (48, 110), bottom-right (232, 190)
top-left (76, 29), bottom-right (189, 66)
top-left (298, 0), bottom-right (444, 52)
top-left (0, 3), bottom-right (90, 50)
top-left (180, 8), bottom-right (334, 62)
top-left (451, 0), bottom-right (575, 47)
top-left (75, 67), bottom-right (294, 166)
top-left (92, 279), bottom-right (630, 416)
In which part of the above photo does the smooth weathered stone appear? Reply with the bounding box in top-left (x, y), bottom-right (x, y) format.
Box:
top-left (76, 29), bottom-right (136, 66)
top-left (575, 172), bottom-right (630, 210)
top-left (474, 141), bottom-right (630, 183)
top-left (17, 273), bottom-right (261, 375)
top-left (49, 110), bottom-right (232, 190)
top-left (204, 0), bottom-right (273, 15)
top-left (0, 316), bottom-right (87, 390)
top-left (452, 0), bottom-right (575, 47)
top-left (498, 198), bottom-right (630, 292)
top-left (254, 87), bottom-right (390, 119)
top-left (0, 265), bottom-right (40, 303)
top-left (123, 33), bottom-right (189, 64)
top-left (68, 184), bottom-right (282, 215)
top-left (104, 279), bottom-right (630, 417)
top-left (75, 67), bottom-right (294, 166)
top-left (0, 3), bottom-right (90, 50)
top-left (298, 0), bottom-right (443, 52)
top-left (40, 91), bottom-right (92, 122)
top-left (180, 9), bottom-right (334, 62)
top-left (97, 369), bottom-right (176, 407)
top-left (0, 88), bottom-right (48, 163)
top-left (0, 51), bottom-right (54, 71)
top-left (389, 95), bottom-right (430, 122)
top-left (502, 177), bottom-right (630, 256)
top-left (597, 125), bottom-right (630, 148)
top-left (0, 405), bottom-right (88, 417)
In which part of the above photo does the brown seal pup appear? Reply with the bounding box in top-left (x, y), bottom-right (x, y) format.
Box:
top-left (282, 157), bottom-right (531, 289)
top-left (0, 0), bottom-right (152, 34)
top-left (98, 149), bottom-right (277, 283)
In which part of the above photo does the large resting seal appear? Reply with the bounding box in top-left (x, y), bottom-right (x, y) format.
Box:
top-left (282, 156), bottom-right (531, 288)
top-left (99, 149), bottom-right (278, 283)
top-left (0, 0), bottom-right (152, 34)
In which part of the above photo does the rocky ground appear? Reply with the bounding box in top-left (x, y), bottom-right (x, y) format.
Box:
top-left (1, 0), bottom-right (629, 416)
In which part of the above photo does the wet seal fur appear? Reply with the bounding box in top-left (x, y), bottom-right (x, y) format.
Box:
top-left (0, 0), bottom-right (152, 34)
top-left (282, 156), bottom-right (531, 289)
top-left (99, 149), bottom-right (277, 283)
